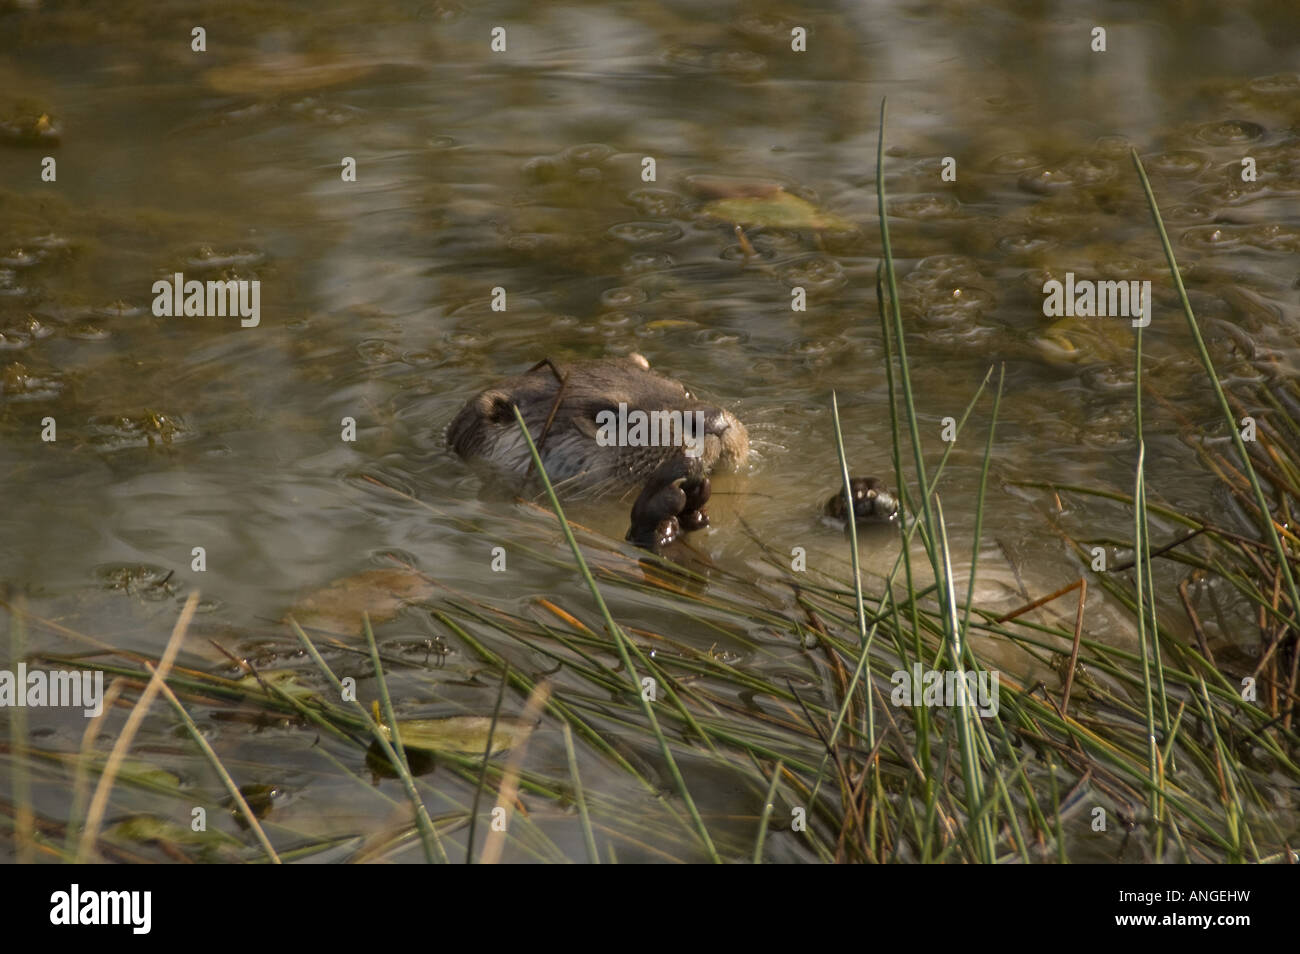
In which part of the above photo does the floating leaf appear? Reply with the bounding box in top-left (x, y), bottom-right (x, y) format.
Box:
top-left (106, 814), bottom-right (241, 861)
top-left (0, 97), bottom-right (62, 146)
top-left (377, 714), bottom-right (534, 756)
top-left (289, 567), bottom-right (435, 634)
top-left (204, 54), bottom-right (380, 96)
top-left (1035, 317), bottom-right (1133, 365)
top-left (685, 175), bottom-right (783, 200)
top-left (108, 814), bottom-right (210, 846)
top-left (77, 757), bottom-right (182, 792)
top-left (236, 668), bottom-right (320, 702)
top-left (700, 191), bottom-right (853, 231)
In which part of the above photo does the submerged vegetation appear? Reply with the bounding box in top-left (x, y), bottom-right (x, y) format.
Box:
top-left (3, 104), bottom-right (1297, 864)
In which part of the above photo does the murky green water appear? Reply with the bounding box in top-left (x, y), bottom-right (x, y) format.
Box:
top-left (2, 1), bottom-right (1297, 861)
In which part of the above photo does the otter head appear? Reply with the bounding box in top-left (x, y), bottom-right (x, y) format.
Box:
top-left (447, 354), bottom-right (749, 493)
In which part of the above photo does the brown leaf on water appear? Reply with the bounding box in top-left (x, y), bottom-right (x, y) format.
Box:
top-left (204, 54), bottom-right (381, 95)
top-left (685, 175), bottom-right (784, 201)
top-left (288, 567), bottom-right (435, 634)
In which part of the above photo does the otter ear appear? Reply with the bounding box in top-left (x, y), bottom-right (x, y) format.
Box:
top-left (478, 390), bottom-right (514, 424)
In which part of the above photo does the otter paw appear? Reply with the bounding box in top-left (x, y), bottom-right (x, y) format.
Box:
top-left (651, 516), bottom-right (682, 549)
top-left (626, 455), bottom-right (711, 549)
top-left (825, 476), bottom-right (899, 525)
top-left (678, 507), bottom-right (710, 533)
top-left (678, 469), bottom-right (711, 531)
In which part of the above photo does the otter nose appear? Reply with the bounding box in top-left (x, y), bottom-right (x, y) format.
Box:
top-left (695, 405), bottom-right (732, 435)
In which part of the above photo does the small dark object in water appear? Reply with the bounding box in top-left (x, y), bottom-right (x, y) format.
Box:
top-left (626, 454), bottom-right (711, 549)
top-left (825, 477), bottom-right (899, 524)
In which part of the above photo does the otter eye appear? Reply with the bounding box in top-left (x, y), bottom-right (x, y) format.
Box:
top-left (683, 390), bottom-right (693, 400)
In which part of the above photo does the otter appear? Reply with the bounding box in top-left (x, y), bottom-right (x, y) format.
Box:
top-left (447, 354), bottom-right (749, 494)
top-left (448, 354), bottom-right (897, 549)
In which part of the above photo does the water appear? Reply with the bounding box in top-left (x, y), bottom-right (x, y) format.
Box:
top-left (2, 0), bottom-right (1297, 861)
